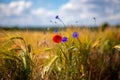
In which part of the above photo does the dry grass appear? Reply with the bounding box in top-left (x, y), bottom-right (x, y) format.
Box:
top-left (0, 27), bottom-right (120, 80)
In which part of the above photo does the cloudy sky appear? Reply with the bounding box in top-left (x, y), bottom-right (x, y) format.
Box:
top-left (0, 0), bottom-right (120, 27)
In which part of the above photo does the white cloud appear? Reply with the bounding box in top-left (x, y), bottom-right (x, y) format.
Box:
top-left (0, 1), bottom-right (33, 26)
top-left (107, 13), bottom-right (120, 21)
top-left (57, 0), bottom-right (99, 25)
top-left (31, 8), bottom-right (55, 17)
top-left (59, 0), bottom-right (120, 25)
top-left (111, 0), bottom-right (120, 4)
top-left (105, 7), bottom-right (114, 15)
top-left (0, 0), bottom-right (120, 26)
top-left (0, 1), bottom-right (32, 16)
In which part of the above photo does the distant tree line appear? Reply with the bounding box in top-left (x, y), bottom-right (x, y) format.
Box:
top-left (0, 23), bottom-right (120, 31)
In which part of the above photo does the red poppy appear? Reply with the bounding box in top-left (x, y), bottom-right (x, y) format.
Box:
top-left (52, 34), bottom-right (62, 43)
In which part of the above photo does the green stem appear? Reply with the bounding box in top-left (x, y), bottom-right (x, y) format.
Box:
top-left (59, 46), bottom-right (68, 61)
top-left (88, 66), bottom-right (91, 80)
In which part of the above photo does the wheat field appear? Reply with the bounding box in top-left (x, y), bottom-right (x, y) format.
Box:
top-left (0, 26), bottom-right (120, 80)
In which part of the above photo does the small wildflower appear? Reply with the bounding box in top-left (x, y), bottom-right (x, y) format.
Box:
top-left (55, 15), bottom-right (59, 19)
top-left (55, 15), bottom-right (66, 27)
top-left (62, 36), bottom-right (68, 42)
top-left (54, 29), bottom-right (58, 33)
top-left (72, 32), bottom-right (79, 38)
top-left (52, 34), bottom-right (62, 43)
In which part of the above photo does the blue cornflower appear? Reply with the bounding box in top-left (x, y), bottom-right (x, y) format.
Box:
top-left (55, 15), bottom-right (59, 19)
top-left (54, 29), bottom-right (58, 33)
top-left (62, 36), bottom-right (68, 42)
top-left (72, 32), bottom-right (79, 38)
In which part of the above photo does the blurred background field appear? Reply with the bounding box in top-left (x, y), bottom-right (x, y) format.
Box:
top-left (0, 0), bottom-right (120, 79)
top-left (0, 25), bottom-right (120, 80)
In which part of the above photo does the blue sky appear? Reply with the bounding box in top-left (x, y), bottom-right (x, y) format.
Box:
top-left (0, 0), bottom-right (120, 27)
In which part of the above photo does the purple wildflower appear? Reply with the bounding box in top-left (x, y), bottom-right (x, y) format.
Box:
top-left (62, 36), bottom-right (68, 42)
top-left (54, 29), bottom-right (58, 33)
top-left (55, 15), bottom-right (59, 19)
top-left (72, 32), bottom-right (79, 38)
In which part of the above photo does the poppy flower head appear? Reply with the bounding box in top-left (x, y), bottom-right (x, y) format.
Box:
top-left (52, 34), bottom-right (62, 43)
